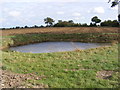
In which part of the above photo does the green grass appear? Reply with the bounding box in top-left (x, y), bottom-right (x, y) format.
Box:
top-left (1, 33), bottom-right (119, 88)
top-left (2, 44), bottom-right (119, 88)
top-left (1, 33), bottom-right (118, 48)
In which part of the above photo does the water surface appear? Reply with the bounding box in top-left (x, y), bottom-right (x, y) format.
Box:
top-left (10, 42), bottom-right (110, 53)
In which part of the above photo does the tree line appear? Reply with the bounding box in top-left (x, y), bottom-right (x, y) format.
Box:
top-left (1, 16), bottom-right (119, 30)
top-left (44, 16), bottom-right (119, 27)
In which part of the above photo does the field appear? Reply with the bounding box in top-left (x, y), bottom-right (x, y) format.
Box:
top-left (1, 27), bottom-right (119, 36)
top-left (1, 27), bottom-right (119, 88)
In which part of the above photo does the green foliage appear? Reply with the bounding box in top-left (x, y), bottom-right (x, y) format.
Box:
top-left (89, 23), bottom-right (97, 27)
top-left (101, 20), bottom-right (119, 27)
top-left (44, 17), bottom-right (55, 26)
top-left (81, 23), bottom-right (88, 27)
top-left (91, 16), bottom-right (101, 25)
top-left (24, 26), bottom-right (29, 28)
top-left (54, 20), bottom-right (88, 27)
top-left (54, 20), bottom-right (75, 27)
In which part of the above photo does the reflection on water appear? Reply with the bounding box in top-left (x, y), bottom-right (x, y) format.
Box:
top-left (10, 42), bottom-right (111, 53)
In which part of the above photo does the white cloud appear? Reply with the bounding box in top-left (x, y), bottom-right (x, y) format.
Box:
top-left (88, 7), bottom-right (105, 14)
top-left (8, 11), bottom-right (21, 17)
top-left (56, 11), bottom-right (64, 15)
top-left (72, 12), bottom-right (81, 16)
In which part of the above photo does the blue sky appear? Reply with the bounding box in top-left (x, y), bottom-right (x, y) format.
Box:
top-left (0, 0), bottom-right (119, 28)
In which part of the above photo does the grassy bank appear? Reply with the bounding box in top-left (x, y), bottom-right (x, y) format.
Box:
top-left (1, 33), bottom-right (119, 49)
top-left (1, 33), bottom-right (119, 88)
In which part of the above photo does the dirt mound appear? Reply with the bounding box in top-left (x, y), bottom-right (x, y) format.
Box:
top-left (1, 70), bottom-right (48, 88)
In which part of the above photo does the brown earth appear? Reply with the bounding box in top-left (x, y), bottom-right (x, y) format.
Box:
top-left (1, 70), bottom-right (48, 88)
top-left (96, 70), bottom-right (119, 80)
top-left (1, 27), bottom-right (119, 36)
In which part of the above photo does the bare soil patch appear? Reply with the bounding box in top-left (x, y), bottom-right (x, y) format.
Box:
top-left (96, 70), bottom-right (116, 79)
top-left (1, 27), bottom-right (119, 36)
top-left (1, 70), bottom-right (48, 88)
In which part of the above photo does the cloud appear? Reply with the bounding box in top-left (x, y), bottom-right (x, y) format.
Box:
top-left (8, 11), bottom-right (21, 17)
top-left (56, 11), bottom-right (64, 15)
top-left (88, 7), bottom-right (105, 14)
top-left (72, 12), bottom-right (81, 16)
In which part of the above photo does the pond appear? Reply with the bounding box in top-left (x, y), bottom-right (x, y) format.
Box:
top-left (10, 42), bottom-right (111, 53)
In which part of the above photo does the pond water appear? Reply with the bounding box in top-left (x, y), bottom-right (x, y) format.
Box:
top-left (10, 42), bottom-right (111, 53)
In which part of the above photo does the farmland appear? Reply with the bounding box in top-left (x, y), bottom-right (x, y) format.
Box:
top-left (1, 27), bottom-right (119, 88)
top-left (1, 27), bottom-right (119, 36)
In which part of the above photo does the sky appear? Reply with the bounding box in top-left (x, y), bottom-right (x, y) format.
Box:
top-left (0, 0), bottom-right (119, 28)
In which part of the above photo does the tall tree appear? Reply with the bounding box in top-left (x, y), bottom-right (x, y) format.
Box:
top-left (91, 16), bottom-right (101, 25)
top-left (44, 17), bottom-right (55, 27)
